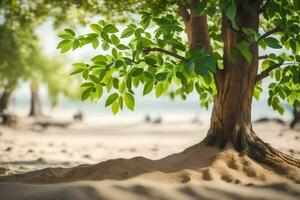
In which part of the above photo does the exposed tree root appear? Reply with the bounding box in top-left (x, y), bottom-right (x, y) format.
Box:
top-left (204, 126), bottom-right (300, 183)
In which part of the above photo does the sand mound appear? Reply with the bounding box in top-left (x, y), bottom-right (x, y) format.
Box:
top-left (0, 180), bottom-right (299, 200)
top-left (0, 142), bottom-right (296, 185)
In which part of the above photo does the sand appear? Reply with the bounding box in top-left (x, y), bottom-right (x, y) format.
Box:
top-left (0, 117), bottom-right (300, 199)
top-left (1, 180), bottom-right (300, 200)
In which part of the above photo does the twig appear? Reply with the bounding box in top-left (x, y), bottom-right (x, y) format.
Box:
top-left (258, 27), bottom-right (281, 41)
top-left (256, 62), bottom-right (283, 82)
top-left (259, 55), bottom-right (268, 60)
top-left (143, 47), bottom-right (188, 62)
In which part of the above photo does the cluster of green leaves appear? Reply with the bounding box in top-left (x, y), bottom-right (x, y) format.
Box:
top-left (261, 53), bottom-right (300, 114)
top-left (58, 12), bottom-right (217, 114)
top-left (58, 0), bottom-right (300, 116)
top-left (258, 0), bottom-right (300, 114)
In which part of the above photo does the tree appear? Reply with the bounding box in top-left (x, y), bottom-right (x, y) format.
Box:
top-left (49, 0), bottom-right (300, 181)
top-left (28, 48), bottom-right (81, 117)
top-left (0, 0), bottom-right (98, 115)
top-left (0, 24), bottom-right (29, 113)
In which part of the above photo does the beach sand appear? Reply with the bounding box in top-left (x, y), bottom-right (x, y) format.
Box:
top-left (0, 116), bottom-right (299, 199)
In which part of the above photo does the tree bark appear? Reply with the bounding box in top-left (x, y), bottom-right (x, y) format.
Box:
top-left (29, 84), bottom-right (42, 117)
top-left (0, 88), bottom-right (12, 113)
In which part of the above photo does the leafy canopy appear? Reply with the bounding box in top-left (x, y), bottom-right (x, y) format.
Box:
top-left (58, 0), bottom-right (300, 115)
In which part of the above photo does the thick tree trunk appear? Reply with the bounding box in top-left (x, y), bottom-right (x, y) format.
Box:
top-left (201, 1), bottom-right (300, 181)
top-left (29, 84), bottom-right (42, 117)
top-left (205, 2), bottom-right (259, 151)
top-left (0, 88), bottom-right (12, 113)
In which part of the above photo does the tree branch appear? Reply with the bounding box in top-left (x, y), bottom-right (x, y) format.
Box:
top-left (259, 0), bottom-right (271, 13)
top-left (258, 27), bottom-right (281, 41)
top-left (259, 55), bottom-right (268, 60)
top-left (256, 62), bottom-right (283, 82)
top-left (143, 47), bottom-right (188, 62)
top-left (177, 0), bottom-right (190, 25)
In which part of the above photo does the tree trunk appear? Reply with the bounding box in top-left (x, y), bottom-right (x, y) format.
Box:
top-left (29, 84), bottom-right (42, 117)
top-left (201, 2), bottom-right (300, 181)
top-left (290, 101), bottom-right (300, 129)
top-left (0, 88), bottom-right (12, 113)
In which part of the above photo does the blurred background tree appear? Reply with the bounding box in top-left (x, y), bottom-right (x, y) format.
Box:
top-left (0, 0), bottom-right (101, 116)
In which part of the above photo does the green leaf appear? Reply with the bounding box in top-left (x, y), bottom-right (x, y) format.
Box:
top-left (143, 81), bottom-right (153, 95)
top-left (126, 76), bottom-right (132, 89)
top-left (78, 37), bottom-right (92, 47)
top-left (117, 44), bottom-right (130, 50)
top-left (57, 40), bottom-right (72, 49)
top-left (90, 24), bottom-right (102, 33)
top-left (225, 2), bottom-right (238, 30)
top-left (81, 82), bottom-right (94, 88)
top-left (144, 56), bottom-right (157, 66)
top-left (102, 42), bottom-right (110, 50)
top-left (121, 27), bottom-right (134, 38)
top-left (115, 59), bottom-right (124, 68)
top-left (90, 74), bottom-right (100, 83)
top-left (118, 81), bottom-right (126, 93)
top-left (253, 85), bottom-right (263, 100)
top-left (124, 92), bottom-right (135, 111)
top-left (92, 39), bottom-right (99, 49)
top-left (73, 63), bottom-right (87, 68)
top-left (101, 32), bottom-right (111, 43)
top-left (103, 24), bottom-right (118, 33)
top-left (236, 42), bottom-right (252, 63)
top-left (60, 42), bottom-right (73, 53)
top-left (82, 69), bottom-right (89, 80)
top-left (95, 85), bottom-right (103, 99)
top-left (145, 32), bottom-right (151, 39)
top-left (70, 66), bottom-right (85, 75)
top-left (112, 48), bottom-right (118, 59)
top-left (111, 102), bottom-right (119, 115)
top-left (141, 12), bottom-right (151, 29)
top-left (73, 39), bottom-right (80, 50)
top-left (81, 87), bottom-right (92, 101)
top-left (64, 29), bottom-right (75, 36)
top-left (155, 82), bottom-right (164, 98)
top-left (111, 34), bottom-right (120, 45)
top-left (105, 93), bottom-right (119, 107)
top-left (183, 60), bottom-right (195, 73)
top-left (155, 72), bottom-right (168, 81)
top-left (264, 37), bottom-right (282, 49)
top-left (118, 96), bottom-right (124, 110)
top-left (113, 78), bottom-right (119, 89)
top-left (58, 33), bottom-right (74, 40)
top-left (131, 68), bottom-right (143, 77)
top-left (92, 55), bottom-right (107, 63)
top-left (144, 72), bottom-right (154, 80)
top-left (242, 28), bottom-right (259, 42)
top-left (275, 70), bottom-right (281, 81)
top-left (134, 28), bottom-right (143, 38)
